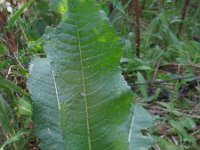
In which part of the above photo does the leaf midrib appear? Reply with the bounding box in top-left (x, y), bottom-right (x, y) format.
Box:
top-left (69, 1), bottom-right (92, 150)
top-left (52, 70), bottom-right (61, 110)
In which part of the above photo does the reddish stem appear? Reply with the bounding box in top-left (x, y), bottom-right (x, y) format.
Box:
top-left (134, 0), bottom-right (140, 58)
top-left (179, 0), bottom-right (191, 33)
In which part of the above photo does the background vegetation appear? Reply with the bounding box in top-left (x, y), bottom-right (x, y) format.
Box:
top-left (0, 0), bottom-right (200, 149)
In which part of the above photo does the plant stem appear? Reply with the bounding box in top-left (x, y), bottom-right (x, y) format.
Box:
top-left (134, 0), bottom-right (140, 58)
top-left (131, 75), bottom-right (200, 86)
top-left (179, 0), bottom-right (191, 34)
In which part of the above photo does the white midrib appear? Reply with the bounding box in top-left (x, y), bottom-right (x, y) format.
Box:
top-left (52, 70), bottom-right (61, 110)
top-left (128, 115), bottom-right (134, 143)
top-left (70, 1), bottom-right (92, 150)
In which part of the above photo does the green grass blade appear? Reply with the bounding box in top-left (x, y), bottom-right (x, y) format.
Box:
top-left (5, 0), bottom-right (35, 30)
top-left (0, 76), bottom-right (29, 97)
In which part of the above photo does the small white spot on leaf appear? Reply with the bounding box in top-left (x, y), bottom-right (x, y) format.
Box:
top-left (48, 128), bottom-right (51, 134)
top-left (29, 64), bottom-right (34, 73)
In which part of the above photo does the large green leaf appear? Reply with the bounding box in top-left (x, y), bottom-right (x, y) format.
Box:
top-left (28, 0), bottom-right (132, 149)
top-left (129, 104), bottom-right (155, 150)
top-left (28, 58), bottom-right (66, 149)
top-left (49, 0), bottom-right (68, 14)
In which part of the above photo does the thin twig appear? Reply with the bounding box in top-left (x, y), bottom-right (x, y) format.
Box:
top-left (6, 65), bottom-right (14, 79)
top-left (7, 53), bottom-right (26, 70)
top-left (153, 58), bottom-right (162, 80)
top-left (153, 145), bottom-right (161, 150)
top-left (131, 75), bottom-right (200, 86)
top-left (21, 28), bottom-right (29, 44)
top-left (172, 136), bottom-right (179, 146)
top-left (12, 53), bottom-right (26, 70)
top-left (155, 102), bottom-right (200, 119)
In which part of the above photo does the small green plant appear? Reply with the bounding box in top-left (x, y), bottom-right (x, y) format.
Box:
top-left (0, 76), bottom-right (32, 150)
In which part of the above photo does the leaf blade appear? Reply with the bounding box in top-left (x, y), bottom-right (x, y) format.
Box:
top-left (28, 58), bottom-right (66, 149)
top-left (28, 0), bottom-right (132, 149)
top-left (0, 76), bottom-right (29, 97)
top-left (129, 104), bottom-right (155, 150)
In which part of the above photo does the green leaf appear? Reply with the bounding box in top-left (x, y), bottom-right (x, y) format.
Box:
top-left (0, 44), bottom-right (8, 57)
top-left (18, 97), bottom-right (32, 117)
top-left (28, 58), bottom-right (66, 149)
top-left (0, 76), bottom-right (29, 97)
top-left (6, 0), bottom-right (35, 30)
top-left (157, 138), bottom-right (180, 150)
top-left (169, 120), bottom-right (188, 138)
top-left (0, 130), bottom-right (30, 150)
top-left (49, 0), bottom-right (68, 14)
top-left (0, 95), bottom-right (14, 137)
top-left (180, 117), bottom-right (196, 130)
top-left (112, 0), bottom-right (126, 14)
top-left (136, 72), bottom-right (149, 101)
top-left (169, 120), bottom-right (195, 143)
top-left (134, 66), bottom-right (151, 71)
top-left (28, 0), bottom-right (132, 149)
top-left (129, 104), bottom-right (155, 150)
